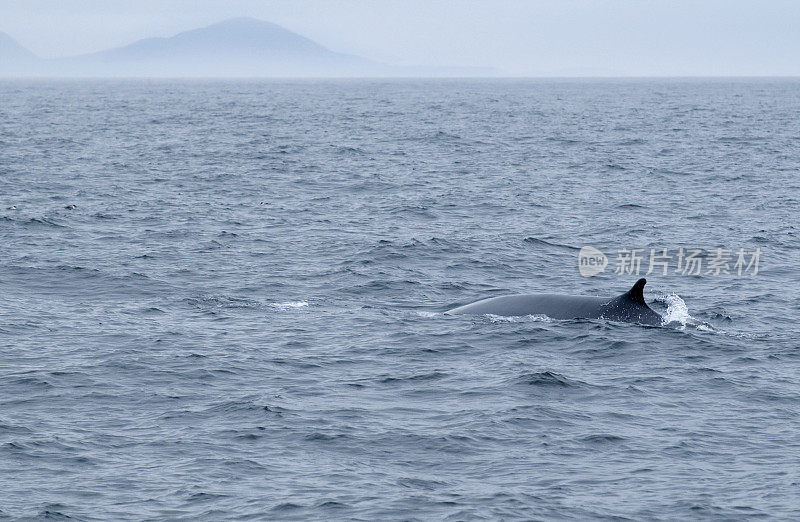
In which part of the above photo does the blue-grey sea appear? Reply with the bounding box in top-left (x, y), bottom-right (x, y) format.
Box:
top-left (1, 79), bottom-right (799, 520)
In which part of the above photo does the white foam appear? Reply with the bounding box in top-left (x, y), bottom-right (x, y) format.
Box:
top-left (269, 301), bottom-right (309, 310)
top-left (659, 293), bottom-right (694, 329)
top-left (486, 313), bottom-right (552, 323)
top-left (416, 311), bottom-right (439, 318)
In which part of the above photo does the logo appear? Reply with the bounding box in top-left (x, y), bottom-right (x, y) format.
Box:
top-left (578, 246), bottom-right (608, 277)
top-left (575, 246), bottom-right (761, 277)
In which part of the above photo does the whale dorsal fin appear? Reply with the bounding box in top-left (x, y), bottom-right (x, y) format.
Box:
top-left (624, 278), bottom-right (648, 305)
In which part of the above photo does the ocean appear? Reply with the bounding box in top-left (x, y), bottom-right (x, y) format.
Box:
top-left (1, 78), bottom-right (798, 519)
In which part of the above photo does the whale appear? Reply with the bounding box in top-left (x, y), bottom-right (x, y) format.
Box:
top-left (446, 278), bottom-right (663, 326)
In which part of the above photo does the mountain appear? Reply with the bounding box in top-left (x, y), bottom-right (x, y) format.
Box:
top-left (0, 31), bottom-right (35, 61)
top-left (0, 32), bottom-right (41, 75)
top-left (56, 17), bottom-right (383, 77)
top-left (0, 18), bottom-right (498, 78)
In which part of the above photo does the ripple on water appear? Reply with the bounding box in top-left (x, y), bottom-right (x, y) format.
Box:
top-left (0, 79), bottom-right (798, 520)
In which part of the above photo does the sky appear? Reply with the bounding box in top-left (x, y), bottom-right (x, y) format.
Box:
top-left (1, 0), bottom-right (799, 76)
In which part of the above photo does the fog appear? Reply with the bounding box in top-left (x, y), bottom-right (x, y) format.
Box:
top-left (1, 0), bottom-right (799, 76)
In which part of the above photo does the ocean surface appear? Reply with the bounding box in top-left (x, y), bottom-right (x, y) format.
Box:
top-left (1, 78), bottom-right (799, 520)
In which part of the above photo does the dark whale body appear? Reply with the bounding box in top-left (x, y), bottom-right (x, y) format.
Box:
top-left (446, 278), bottom-right (663, 326)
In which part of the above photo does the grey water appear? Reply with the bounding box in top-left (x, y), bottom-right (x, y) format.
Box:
top-left (1, 78), bottom-right (799, 520)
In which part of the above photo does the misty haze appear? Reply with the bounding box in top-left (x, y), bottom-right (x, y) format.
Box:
top-left (2, 0), bottom-right (799, 77)
top-left (0, 17), bottom-right (497, 78)
top-left (2, 18), bottom-right (379, 77)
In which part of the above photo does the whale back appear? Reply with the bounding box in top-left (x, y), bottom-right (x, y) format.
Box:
top-left (598, 278), bottom-right (662, 325)
top-left (446, 278), bottom-right (663, 326)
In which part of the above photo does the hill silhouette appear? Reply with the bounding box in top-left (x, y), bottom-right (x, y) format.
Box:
top-left (63, 17), bottom-right (380, 76)
top-left (0, 18), bottom-right (496, 77)
top-left (0, 31), bottom-right (41, 75)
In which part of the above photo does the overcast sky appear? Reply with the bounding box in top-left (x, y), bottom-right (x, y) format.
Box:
top-left (1, 0), bottom-right (798, 76)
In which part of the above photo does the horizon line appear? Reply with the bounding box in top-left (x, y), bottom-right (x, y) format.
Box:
top-left (3, 16), bottom-right (799, 79)
top-left (1, 75), bottom-right (799, 80)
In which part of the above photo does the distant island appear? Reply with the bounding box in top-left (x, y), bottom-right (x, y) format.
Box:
top-left (0, 17), bottom-right (497, 78)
